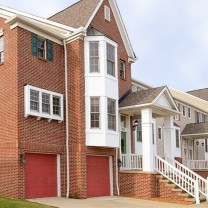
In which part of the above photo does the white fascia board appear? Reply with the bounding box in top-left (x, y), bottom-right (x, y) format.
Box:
top-left (0, 6), bottom-right (76, 32)
top-left (6, 15), bottom-right (66, 44)
top-left (109, 0), bottom-right (137, 61)
top-left (65, 27), bottom-right (86, 44)
top-left (119, 103), bottom-right (152, 111)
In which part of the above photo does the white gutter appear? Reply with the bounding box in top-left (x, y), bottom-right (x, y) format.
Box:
top-left (63, 39), bottom-right (70, 198)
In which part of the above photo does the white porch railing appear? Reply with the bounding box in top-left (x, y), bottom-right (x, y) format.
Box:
top-left (166, 156), bottom-right (208, 202)
top-left (183, 160), bottom-right (208, 170)
top-left (154, 154), bottom-right (201, 204)
top-left (121, 154), bottom-right (142, 171)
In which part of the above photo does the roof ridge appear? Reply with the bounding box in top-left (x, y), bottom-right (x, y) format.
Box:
top-left (48, 0), bottom-right (80, 19)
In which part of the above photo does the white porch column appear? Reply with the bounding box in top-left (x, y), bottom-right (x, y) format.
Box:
top-left (164, 116), bottom-right (175, 159)
top-left (141, 108), bottom-right (155, 172)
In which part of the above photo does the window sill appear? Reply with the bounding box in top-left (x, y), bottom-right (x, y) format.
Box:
top-left (38, 57), bottom-right (48, 62)
top-left (120, 77), bottom-right (127, 81)
top-left (0, 62), bottom-right (4, 66)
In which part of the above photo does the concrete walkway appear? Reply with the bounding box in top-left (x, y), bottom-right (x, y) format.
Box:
top-left (29, 197), bottom-right (208, 208)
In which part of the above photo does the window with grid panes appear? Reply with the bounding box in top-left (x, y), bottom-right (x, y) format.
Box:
top-left (42, 93), bottom-right (50, 114)
top-left (107, 43), bottom-right (115, 77)
top-left (108, 98), bottom-right (116, 131)
top-left (90, 97), bottom-right (100, 128)
top-left (89, 42), bottom-right (99, 73)
top-left (53, 96), bottom-right (60, 116)
top-left (30, 90), bottom-right (39, 112)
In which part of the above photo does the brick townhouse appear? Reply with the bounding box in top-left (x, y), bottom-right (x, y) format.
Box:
top-left (0, 0), bottom-right (208, 204)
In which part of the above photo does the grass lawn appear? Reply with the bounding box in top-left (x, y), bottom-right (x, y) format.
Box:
top-left (0, 197), bottom-right (57, 208)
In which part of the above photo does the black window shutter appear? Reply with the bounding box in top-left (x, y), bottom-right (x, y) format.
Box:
top-left (47, 40), bottom-right (53, 61)
top-left (32, 34), bottom-right (38, 56)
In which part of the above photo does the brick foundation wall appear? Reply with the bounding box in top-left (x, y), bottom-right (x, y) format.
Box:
top-left (119, 172), bottom-right (158, 198)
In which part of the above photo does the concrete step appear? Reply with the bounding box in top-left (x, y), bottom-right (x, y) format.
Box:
top-left (185, 196), bottom-right (206, 203)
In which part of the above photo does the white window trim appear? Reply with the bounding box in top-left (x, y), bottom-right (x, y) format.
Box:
top-left (90, 97), bottom-right (101, 129)
top-left (37, 36), bottom-right (47, 59)
top-left (24, 85), bottom-right (64, 122)
top-left (158, 127), bottom-right (163, 141)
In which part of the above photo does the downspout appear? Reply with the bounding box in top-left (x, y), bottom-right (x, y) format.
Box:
top-left (64, 39), bottom-right (70, 198)
top-left (116, 148), bottom-right (120, 195)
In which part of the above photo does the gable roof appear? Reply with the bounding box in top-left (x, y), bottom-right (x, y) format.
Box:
top-left (187, 88), bottom-right (208, 102)
top-left (49, 0), bottom-right (100, 28)
top-left (48, 0), bottom-right (136, 60)
top-left (119, 86), bottom-right (165, 108)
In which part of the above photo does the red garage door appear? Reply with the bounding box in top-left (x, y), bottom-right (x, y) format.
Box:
top-left (25, 154), bottom-right (57, 198)
top-left (87, 156), bottom-right (110, 198)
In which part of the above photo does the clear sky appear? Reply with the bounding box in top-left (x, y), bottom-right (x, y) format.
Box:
top-left (0, 0), bottom-right (207, 91)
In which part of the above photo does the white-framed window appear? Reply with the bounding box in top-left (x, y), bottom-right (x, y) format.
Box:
top-left (104, 5), bottom-right (111, 21)
top-left (195, 111), bottom-right (200, 123)
top-left (188, 108), bottom-right (191, 119)
top-left (120, 60), bottom-right (126, 79)
top-left (90, 97), bottom-right (100, 128)
top-left (0, 33), bottom-right (4, 64)
top-left (37, 37), bottom-right (46, 59)
top-left (158, 127), bottom-right (162, 141)
top-left (108, 98), bottom-right (116, 131)
top-left (137, 123), bottom-right (142, 142)
top-left (182, 105), bottom-right (186, 117)
top-left (107, 43), bottom-right (115, 77)
top-left (89, 42), bottom-right (99, 73)
top-left (24, 85), bottom-right (64, 122)
top-left (176, 129), bottom-right (180, 148)
top-left (202, 114), bottom-right (206, 123)
top-left (205, 139), bottom-right (208, 153)
top-left (42, 93), bottom-right (50, 114)
top-left (174, 103), bottom-right (180, 121)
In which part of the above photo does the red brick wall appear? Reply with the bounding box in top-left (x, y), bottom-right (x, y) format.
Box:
top-left (119, 172), bottom-right (158, 198)
top-left (0, 17), bottom-right (19, 198)
top-left (90, 0), bottom-right (132, 98)
top-left (16, 27), bottom-right (66, 198)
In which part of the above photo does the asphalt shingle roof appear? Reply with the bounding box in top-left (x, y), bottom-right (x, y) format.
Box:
top-left (119, 86), bottom-right (165, 108)
top-left (187, 89), bottom-right (208, 102)
top-left (182, 122), bottom-right (208, 135)
top-left (48, 0), bottom-right (101, 28)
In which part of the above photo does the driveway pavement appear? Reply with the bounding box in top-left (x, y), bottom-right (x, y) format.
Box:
top-left (30, 197), bottom-right (208, 208)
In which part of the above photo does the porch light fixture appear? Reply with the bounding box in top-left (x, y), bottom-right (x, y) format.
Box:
top-left (134, 120), bottom-right (139, 126)
top-left (20, 154), bottom-right (26, 164)
top-left (196, 141), bottom-right (199, 145)
top-left (118, 158), bottom-right (122, 168)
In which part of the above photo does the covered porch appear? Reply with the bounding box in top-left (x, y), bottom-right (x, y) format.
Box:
top-left (119, 86), bottom-right (179, 172)
top-left (181, 122), bottom-right (208, 170)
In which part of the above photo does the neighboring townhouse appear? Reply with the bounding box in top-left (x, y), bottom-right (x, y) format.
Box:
top-left (131, 80), bottom-right (208, 177)
top-left (0, 0), bottom-right (207, 205)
